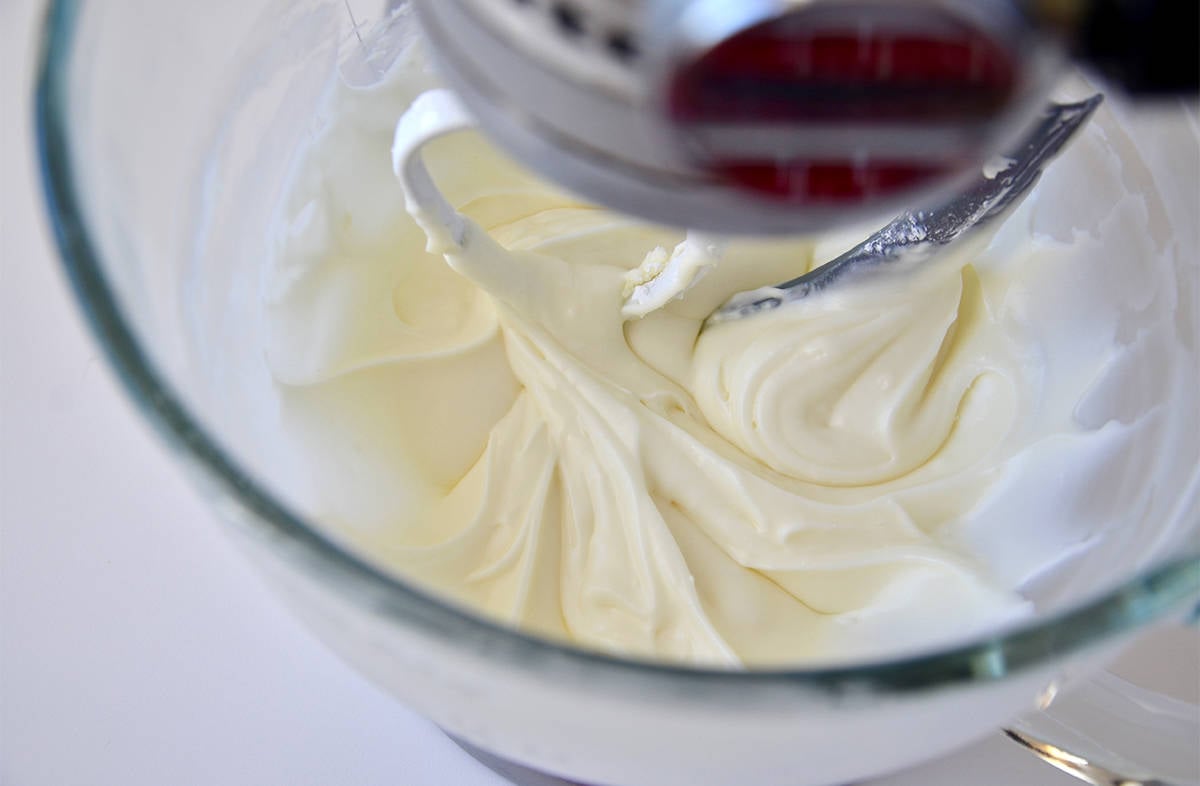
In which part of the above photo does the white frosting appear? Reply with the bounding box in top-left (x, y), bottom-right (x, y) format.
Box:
top-left (622, 235), bottom-right (724, 319)
top-left (247, 57), bottom-right (1197, 667)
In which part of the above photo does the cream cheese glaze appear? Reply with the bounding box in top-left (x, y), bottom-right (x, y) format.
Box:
top-left (256, 52), bottom-right (1187, 667)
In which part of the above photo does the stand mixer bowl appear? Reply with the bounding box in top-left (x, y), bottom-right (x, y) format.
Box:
top-left (34, 2), bottom-right (1200, 785)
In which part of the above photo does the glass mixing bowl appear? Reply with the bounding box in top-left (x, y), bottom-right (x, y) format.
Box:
top-left (35, 1), bottom-right (1200, 784)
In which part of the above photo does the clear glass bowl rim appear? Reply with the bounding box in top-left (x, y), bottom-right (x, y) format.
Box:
top-left (32, 0), bottom-right (1200, 702)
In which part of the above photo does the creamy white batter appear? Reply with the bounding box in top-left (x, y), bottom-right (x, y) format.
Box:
top-left (252, 50), bottom-right (1194, 667)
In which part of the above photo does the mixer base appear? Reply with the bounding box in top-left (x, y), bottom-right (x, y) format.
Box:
top-left (446, 733), bottom-right (860, 786)
top-left (446, 735), bottom-right (592, 786)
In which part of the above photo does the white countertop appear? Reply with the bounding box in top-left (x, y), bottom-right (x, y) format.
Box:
top-left (1, 3), bottom-right (1194, 785)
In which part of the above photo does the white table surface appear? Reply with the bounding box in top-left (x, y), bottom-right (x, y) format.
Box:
top-left (1, 2), bottom-right (1195, 785)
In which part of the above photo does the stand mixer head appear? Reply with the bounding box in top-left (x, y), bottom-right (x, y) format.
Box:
top-left (409, 0), bottom-right (1069, 235)
top-left (408, 0), bottom-right (1196, 235)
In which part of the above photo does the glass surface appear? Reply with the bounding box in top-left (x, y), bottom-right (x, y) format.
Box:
top-left (35, 0), bottom-right (1200, 699)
